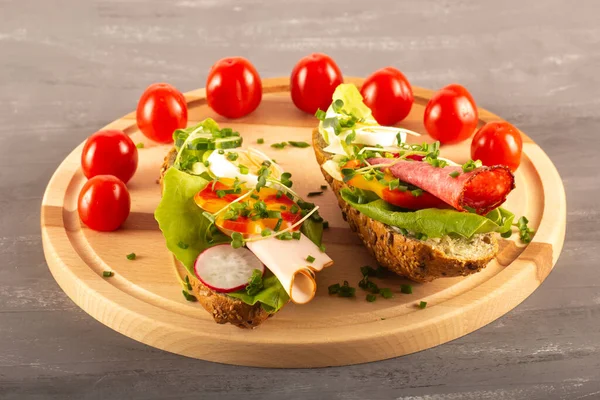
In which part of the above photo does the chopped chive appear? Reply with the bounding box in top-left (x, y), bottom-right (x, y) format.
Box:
top-left (361, 265), bottom-right (377, 277)
top-left (292, 231), bottom-right (301, 240)
top-left (306, 255), bottom-right (316, 263)
top-left (400, 284), bottom-right (413, 294)
top-left (315, 109), bottom-right (327, 121)
top-left (257, 138), bottom-right (264, 144)
top-left (226, 152), bottom-right (239, 161)
top-left (379, 288), bottom-right (393, 299)
top-left (288, 141), bottom-right (311, 148)
top-left (203, 160), bottom-right (210, 167)
top-left (250, 193), bottom-right (260, 200)
top-left (271, 142), bottom-right (287, 149)
top-left (337, 281), bottom-right (356, 297)
top-left (388, 179), bottom-right (400, 191)
top-left (319, 244), bottom-right (326, 252)
top-left (358, 277), bottom-right (379, 294)
top-left (216, 190), bottom-right (226, 198)
top-left (307, 191), bottom-right (323, 197)
top-left (462, 159), bottom-right (482, 173)
top-left (218, 149), bottom-right (225, 154)
top-left (182, 290), bottom-right (197, 302)
top-left (102, 271), bottom-right (114, 278)
top-left (261, 229), bottom-right (271, 237)
top-left (418, 301), bottom-right (427, 309)
top-left (136, 142), bottom-right (144, 149)
top-left (274, 219), bottom-right (283, 231)
top-left (320, 185), bottom-right (327, 190)
top-left (328, 283), bottom-right (341, 295)
top-left (366, 294), bottom-right (377, 302)
top-left (411, 189), bottom-right (423, 197)
top-left (177, 241), bottom-right (189, 249)
top-left (185, 276), bottom-right (193, 291)
top-left (290, 204), bottom-right (299, 214)
top-left (126, 252), bottom-right (136, 260)
top-left (239, 164), bottom-right (249, 175)
top-left (323, 221), bottom-right (329, 229)
top-left (276, 190), bottom-right (283, 199)
top-left (449, 170), bottom-right (461, 178)
top-left (277, 232), bottom-right (293, 240)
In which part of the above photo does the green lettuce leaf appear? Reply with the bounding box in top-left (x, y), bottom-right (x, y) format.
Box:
top-left (228, 275), bottom-right (290, 313)
top-left (300, 218), bottom-right (323, 246)
top-left (154, 168), bottom-right (230, 274)
top-left (340, 188), bottom-right (514, 239)
top-left (329, 83), bottom-right (373, 121)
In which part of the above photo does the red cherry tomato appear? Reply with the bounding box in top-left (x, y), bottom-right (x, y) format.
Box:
top-left (360, 67), bottom-right (414, 125)
top-left (136, 83), bottom-right (188, 144)
top-left (424, 84), bottom-right (479, 145)
top-left (290, 53), bottom-right (343, 114)
top-left (471, 121), bottom-right (523, 172)
top-left (78, 175), bottom-right (131, 232)
top-left (206, 57), bottom-right (262, 119)
top-left (381, 187), bottom-right (449, 210)
top-left (81, 130), bottom-right (138, 183)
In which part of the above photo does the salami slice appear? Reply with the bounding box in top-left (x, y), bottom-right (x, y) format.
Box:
top-left (367, 158), bottom-right (515, 215)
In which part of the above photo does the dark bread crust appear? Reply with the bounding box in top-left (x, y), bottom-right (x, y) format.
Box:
top-left (312, 129), bottom-right (497, 282)
top-left (160, 148), bottom-right (272, 329)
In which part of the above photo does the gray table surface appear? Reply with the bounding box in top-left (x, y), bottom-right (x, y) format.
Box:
top-left (1, 0), bottom-right (599, 399)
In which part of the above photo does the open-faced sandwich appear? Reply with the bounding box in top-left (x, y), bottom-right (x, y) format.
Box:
top-left (312, 84), bottom-right (516, 282)
top-left (155, 118), bottom-right (331, 328)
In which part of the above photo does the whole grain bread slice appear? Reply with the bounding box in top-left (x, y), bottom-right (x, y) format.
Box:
top-left (312, 128), bottom-right (498, 282)
top-left (160, 148), bottom-right (273, 329)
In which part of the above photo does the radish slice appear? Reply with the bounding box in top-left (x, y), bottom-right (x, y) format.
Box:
top-left (194, 245), bottom-right (265, 293)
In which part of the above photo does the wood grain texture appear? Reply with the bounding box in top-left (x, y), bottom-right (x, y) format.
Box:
top-left (40, 78), bottom-right (565, 368)
top-left (1, 0), bottom-right (599, 398)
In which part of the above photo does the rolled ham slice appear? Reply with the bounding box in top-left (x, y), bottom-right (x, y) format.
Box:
top-left (246, 234), bottom-right (333, 304)
top-left (368, 158), bottom-right (515, 215)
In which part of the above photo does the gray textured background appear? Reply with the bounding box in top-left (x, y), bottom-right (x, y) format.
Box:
top-left (1, 0), bottom-right (599, 399)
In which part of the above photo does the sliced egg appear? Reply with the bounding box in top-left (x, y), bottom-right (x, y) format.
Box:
top-left (207, 148), bottom-right (283, 186)
top-left (322, 125), bottom-right (420, 156)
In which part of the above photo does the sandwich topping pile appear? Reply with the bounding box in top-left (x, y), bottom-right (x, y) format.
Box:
top-left (313, 84), bottom-right (519, 281)
top-left (155, 118), bottom-right (331, 326)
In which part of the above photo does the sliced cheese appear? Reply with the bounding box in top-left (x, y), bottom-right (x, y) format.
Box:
top-left (246, 234), bottom-right (333, 304)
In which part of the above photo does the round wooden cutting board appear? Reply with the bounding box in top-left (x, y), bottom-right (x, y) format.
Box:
top-left (41, 77), bottom-right (566, 368)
